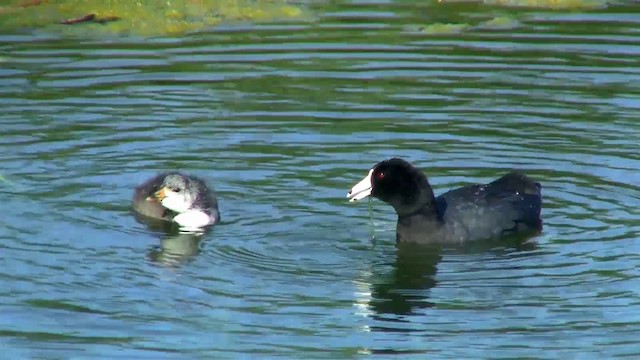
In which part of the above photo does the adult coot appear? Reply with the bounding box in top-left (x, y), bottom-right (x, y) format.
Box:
top-left (347, 158), bottom-right (542, 244)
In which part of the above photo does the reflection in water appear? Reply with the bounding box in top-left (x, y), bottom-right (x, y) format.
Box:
top-left (370, 244), bottom-right (442, 318)
top-left (369, 236), bottom-right (538, 318)
top-left (363, 237), bottom-right (541, 355)
top-left (133, 211), bottom-right (208, 266)
top-left (147, 232), bottom-right (204, 266)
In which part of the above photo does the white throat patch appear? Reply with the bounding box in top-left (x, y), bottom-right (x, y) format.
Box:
top-left (160, 189), bottom-right (192, 213)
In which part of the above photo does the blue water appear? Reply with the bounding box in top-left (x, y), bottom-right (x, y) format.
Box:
top-left (1, 1), bottom-right (640, 358)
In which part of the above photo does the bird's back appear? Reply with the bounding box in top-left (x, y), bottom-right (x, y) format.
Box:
top-left (132, 173), bottom-right (171, 220)
top-left (437, 171), bottom-right (542, 242)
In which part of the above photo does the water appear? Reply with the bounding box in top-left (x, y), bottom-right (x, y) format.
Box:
top-left (2, 1), bottom-right (640, 358)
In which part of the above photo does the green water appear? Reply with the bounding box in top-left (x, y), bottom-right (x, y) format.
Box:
top-left (1, 0), bottom-right (640, 358)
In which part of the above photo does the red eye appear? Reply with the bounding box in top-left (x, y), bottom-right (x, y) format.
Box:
top-left (376, 171), bottom-right (385, 180)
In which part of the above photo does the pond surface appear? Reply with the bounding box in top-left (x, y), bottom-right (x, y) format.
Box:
top-left (2, 0), bottom-right (640, 358)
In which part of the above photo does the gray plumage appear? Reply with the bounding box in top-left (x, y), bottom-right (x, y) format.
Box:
top-left (132, 172), bottom-right (220, 225)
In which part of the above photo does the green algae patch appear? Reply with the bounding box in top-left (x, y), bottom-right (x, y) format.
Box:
top-left (0, 0), bottom-right (306, 37)
top-left (422, 22), bottom-right (470, 34)
top-left (419, 14), bottom-right (522, 35)
top-left (477, 16), bottom-right (520, 30)
top-left (486, 0), bottom-right (605, 9)
top-left (436, 0), bottom-right (606, 10)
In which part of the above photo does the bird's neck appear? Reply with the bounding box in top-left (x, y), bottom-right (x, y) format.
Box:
top-left (395, 206), bottom-right (443, 244)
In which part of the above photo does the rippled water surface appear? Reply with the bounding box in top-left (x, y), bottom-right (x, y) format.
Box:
top-left (2, 1), bottom-right (640, 358)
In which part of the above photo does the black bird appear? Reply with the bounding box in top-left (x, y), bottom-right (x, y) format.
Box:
top-left (347, 158), bottom-right (542, 244)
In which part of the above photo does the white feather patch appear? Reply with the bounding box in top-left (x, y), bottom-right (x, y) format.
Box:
top-left (173, 210), bottom-right (213, 229)
top-left (160, 189), bottom-right (192, 213)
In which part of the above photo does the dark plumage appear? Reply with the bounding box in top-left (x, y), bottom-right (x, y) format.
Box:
top-left (347, 158), bottom-right (542, 244)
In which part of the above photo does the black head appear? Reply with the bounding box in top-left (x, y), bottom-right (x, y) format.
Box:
top-left (348, 158), bottom-right (435, 216)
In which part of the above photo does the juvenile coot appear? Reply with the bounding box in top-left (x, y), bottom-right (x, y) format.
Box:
top-left (347, 158), bottom-right (542, 244)
top-left (132, 173), bottom-right (220, 229)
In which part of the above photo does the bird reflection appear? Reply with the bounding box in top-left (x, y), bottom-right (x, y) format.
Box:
top-left (369, 234), bottom-right (538, 319)
top-left (133, 211), bottom-right (208, 267)
top-left (363, 236), bottom-right (538, 356)
top-left (370, 243), bottom-right (443, 318)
